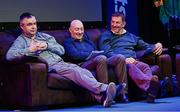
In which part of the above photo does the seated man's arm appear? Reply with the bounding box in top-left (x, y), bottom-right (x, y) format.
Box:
top-left (44, 34), bottom-right (65, 56)
top-left (136, 36), bottom-right (153, 50)
top-left (137, 37), bottom-right (163, 57)
top-left (6, 37), bottom-right (36, 61)
top-left (63, 38), bottom-right (90, 60)
top-left (99, 32), bottom-right (116, 57)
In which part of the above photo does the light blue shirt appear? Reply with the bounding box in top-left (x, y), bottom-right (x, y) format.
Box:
top-left (6, 32), bottom-right (65, 67)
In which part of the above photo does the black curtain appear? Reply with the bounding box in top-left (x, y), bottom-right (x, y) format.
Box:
top-left (137, 1), bottom-right (169, 47)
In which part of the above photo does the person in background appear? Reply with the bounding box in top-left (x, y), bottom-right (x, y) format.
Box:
top-left (6, 12), bottom-right (117, 107)
top-left (99, 12), bottom-right (163, 103)
top-left (154, 0), bottom-right (180, 29)
top-left (154, 0), bottom-right (180, 96)
top-left (63, 19), bottom-right (128, 102)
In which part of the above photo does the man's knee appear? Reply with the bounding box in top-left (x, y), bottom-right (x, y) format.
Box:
top-left (96, 55), bottom-right (107, 63)
top-left (115, 54), bottom-right (126, 62)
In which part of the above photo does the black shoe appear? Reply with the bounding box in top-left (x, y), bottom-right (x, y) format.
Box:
top-left (160, 77), bottom-right (169, 98)
top-left (121, 94), bottom-right (129, 103)
top-left (115, 83), bottom-right (128, 103)
top-left (147, 80), bottom-right (160, 103)
top-left (116, 93), bottom-right (129, 103)
top-left (147, 93), bottom-right (156, 103)
top-left (116, 83), bottom-right (126, 97)
top-left (103, 82), bottom-right (116, 107)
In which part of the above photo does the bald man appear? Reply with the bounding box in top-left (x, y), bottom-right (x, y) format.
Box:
top-left (65, 19), bottom-right (109, 84)
top-left (63, 20), bottom-right (128, 102)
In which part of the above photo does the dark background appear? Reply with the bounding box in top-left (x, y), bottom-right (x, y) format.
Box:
top-left (137, 0), bottom-right (169, 47)
top-left (0, 0), bottom-right (170, 47)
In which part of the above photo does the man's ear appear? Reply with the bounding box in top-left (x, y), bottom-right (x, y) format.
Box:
top-left (68, 27), bottom-right (70, 32)
top-left (123, 21), bottom-right (126, 28)
top-left (20, 23), bottom-right (23, 30)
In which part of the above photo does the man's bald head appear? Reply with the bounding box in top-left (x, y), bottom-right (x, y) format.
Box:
top-left (69, 19), bottom-right (84, 40)
top-left (70, 19), bottom-right (83, 28)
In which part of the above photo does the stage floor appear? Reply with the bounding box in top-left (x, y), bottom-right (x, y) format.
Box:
top-left (48, 96), bottom-right (180, 112)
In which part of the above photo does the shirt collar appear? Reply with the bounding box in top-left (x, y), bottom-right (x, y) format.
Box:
top-left (120, 29), bottom-right (127, 35)
top-left (111, 29), bottom-right (127, 36)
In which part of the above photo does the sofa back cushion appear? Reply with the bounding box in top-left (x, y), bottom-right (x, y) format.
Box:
top-left (42, 30), bottom-right (69, 44)
top-left (85, 29), bottom-right (106, 48)
top-left (43, 29), bottom-right (106, 46)
top-left (0, 28), bottom-right (106, 63)
top-left (0, 32), bottom-right (16, 62)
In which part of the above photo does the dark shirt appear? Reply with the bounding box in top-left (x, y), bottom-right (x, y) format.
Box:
top-left (63, 34), bottom-right (96, 63)
top-left (98, 30), bottom-right (154, 58)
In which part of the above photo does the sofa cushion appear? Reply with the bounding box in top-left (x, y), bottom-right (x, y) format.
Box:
top-left (86, 29), bottom-right (105, 43)
top-left (0, 32), bottom-right (16, 62)
top-left (42, 30), bottom-right (69, 44)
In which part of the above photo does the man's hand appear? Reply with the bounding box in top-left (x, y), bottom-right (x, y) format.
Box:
top-left (154, 0), bottom-right (163, 7)
top-left (153, 42), bottom-right (163, 55)
top-left (125, 57), bottom-right (137, 64)
top-left (29, 40), bottom-right (48, 52)
top-left (29, 40), bottom-right (39, 52)
top-left (37, 41), bottom-right (48, 50)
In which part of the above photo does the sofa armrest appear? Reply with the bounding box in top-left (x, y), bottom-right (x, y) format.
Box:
top-left (6, 56), bottom-right (47, 65)
top-left (0, 62), bottom-right (48, 107)
top-left (136, 48), bottom-right (172, 77)
top-left (156, 54), bottom-right (172, 76)
top-left (136, 48), bottom-right (168, 58)
top-left (136, 50), bottom-right (156, 65)
top-left (137, 48), bottom-right (169, 65)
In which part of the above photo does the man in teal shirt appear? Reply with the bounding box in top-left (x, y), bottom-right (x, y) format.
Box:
top-left (154, 0), bottom-right (180, 28)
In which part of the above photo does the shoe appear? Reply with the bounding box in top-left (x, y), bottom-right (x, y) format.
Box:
top-left (111, 100), bottom-right (116, 105)
top-left (115, 83), bottom-right (129, 103)
top-left (121, 94), bottom-right (129, 103)
top-left (103, 82), bottom-right (116, 107)
top-left (146, 80), bottom-right (160, 103)
top-left (147, 93), bottom-right (156, 103)
top-left (116, 83), bottom-right (126, 97)
top-left (160, 77), bottom-right (169, 98)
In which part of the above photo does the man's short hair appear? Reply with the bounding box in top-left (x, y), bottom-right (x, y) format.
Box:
top-left (111, 12), bottom-right (125, 22)
top-left (19, 12), bottom-right (34, 22)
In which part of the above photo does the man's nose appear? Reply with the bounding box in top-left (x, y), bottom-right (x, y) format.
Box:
top-left (112, 24), bottom-right (116, 27)
top-left (32, 24), bottom-right (37, 28)
top-left (79, 31), bottom-right (83, 34)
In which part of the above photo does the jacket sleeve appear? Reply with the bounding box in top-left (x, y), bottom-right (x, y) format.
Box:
top-left (6, 37), bottom-right (32, 61)
top-left (63, 38), bottom-right (90, 60)
top-left (136, 35), bottom-right (154, 50)
top-left (45, 34), bottom-right (65, 56)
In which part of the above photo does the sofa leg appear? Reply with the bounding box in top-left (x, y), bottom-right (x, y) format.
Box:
top-left (157, 54), bottom-right (173, 96)
top-left (176, 54), bottom-right (180, 90)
